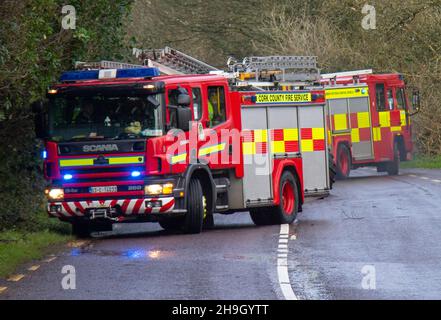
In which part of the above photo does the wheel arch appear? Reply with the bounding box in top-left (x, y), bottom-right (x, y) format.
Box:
top-left (272, 160), bottom-right (303, 209)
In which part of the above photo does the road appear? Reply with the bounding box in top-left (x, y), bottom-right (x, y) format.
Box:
top-left (2, 167), bottom-right (441, 300)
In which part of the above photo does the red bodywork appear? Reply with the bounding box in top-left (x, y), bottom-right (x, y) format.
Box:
top-left (44, 73), bottom-right (318, 220)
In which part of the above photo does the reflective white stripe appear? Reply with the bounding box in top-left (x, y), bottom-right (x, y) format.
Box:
top-left (126, 199), bottom-right (137, 214)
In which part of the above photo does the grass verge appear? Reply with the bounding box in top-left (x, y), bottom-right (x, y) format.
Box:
top-left (401, 155), bottom-right (441, 169)
top-left (0, 211), bottom-right (72, 278)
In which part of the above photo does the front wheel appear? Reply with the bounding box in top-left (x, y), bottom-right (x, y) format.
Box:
top-left (182, 178), bottom-right (204, 234)
top-left (387, 143), bottom-right (400, 176)
top-left (71, 221), bottom-right (91, 238)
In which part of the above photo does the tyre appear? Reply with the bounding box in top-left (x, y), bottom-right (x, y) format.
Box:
top-left (182, 178), bottom-right (204, 234)
top-left (387, 143), bottom-right (400, 176)
top-left (336, 144), bottom-right (351, 179)
top-left (250, 208), bottom-right (274, 226)
top-left (250, 171), bottom-right (299, 226)
top-left (328, 150), bottom-right (337, 189)
top-left (159, 217), bottom-right (184, 231)
top-left (71, 221), bottom-right (91, 238)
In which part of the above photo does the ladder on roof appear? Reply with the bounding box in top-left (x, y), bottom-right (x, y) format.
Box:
top-left (321, 69), bottom-right (373, 79)
top-left (75, 61), bottom-right (145, 70)
top-left (227, 55), bottom-right (320, 85)
top-left (136, 46), bottom-right (219, 75)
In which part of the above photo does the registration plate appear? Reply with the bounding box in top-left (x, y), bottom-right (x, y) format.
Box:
top-left (89, 186), bottom-right (117, 193)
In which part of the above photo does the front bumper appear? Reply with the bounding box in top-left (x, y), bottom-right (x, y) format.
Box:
top-left (47, 197), bottom-right (177, 218)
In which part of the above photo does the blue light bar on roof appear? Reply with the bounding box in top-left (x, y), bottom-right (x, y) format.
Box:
top-left (60, 67), bottom-right (160, 82)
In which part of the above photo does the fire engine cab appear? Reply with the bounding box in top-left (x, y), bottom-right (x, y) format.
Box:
top-left (33, 54), bottom-right (330, 237)
top-left (321, 70), bottom-right (420, 178)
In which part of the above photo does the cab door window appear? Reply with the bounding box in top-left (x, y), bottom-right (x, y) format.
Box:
top-left (192, 88), bottom-right (202, 121)
top-left (167, 87), bottom-right (189, 129)
top-left (207, 86), bottom-right (226, 127)
top-left (375, 83), bottom-right (386, 111)
top-left (387, 89), bottom-right (394, 110)
top-left (396, 88), bottom-right (406, 110)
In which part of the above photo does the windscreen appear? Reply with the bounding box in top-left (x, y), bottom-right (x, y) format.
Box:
top-left (48, 94), bottom-right (164, 142)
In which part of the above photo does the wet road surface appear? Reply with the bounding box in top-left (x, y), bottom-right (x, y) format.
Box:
top-left (2, 167), bottom-right (441, 299)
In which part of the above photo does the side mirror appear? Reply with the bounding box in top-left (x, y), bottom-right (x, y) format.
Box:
top-left (32, 101), bottom-right (48, 139)
top-left (177, 93), bottom-right (191, 106)
top-left (411, 89), bottom-right (420, 115)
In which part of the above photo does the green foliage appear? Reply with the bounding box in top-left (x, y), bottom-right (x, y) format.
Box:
top-left (0, 0), bottom-right (133, 230)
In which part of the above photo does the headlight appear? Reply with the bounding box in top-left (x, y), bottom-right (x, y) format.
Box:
top-left (47, 188), bottom-right (64, 201)
top-left (145, 183), bottom-right (174, 196)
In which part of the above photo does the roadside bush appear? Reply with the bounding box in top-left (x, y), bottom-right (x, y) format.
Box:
top-left (0, 0), bottom-right (133, 230)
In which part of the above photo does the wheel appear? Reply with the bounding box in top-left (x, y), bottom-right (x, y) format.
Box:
top-left (336, 144), bottom-right (351, 179)
top-left (159, 217), bottom-right (184, 231)
top-left (182, 178), bottom-right (204, 234)
top-left (387, 143), bottom-right (400, 176)
top-left (250, 208), bottom-right (274, 226)
top-left (250, 171), bottom-right (299, 226)
top-left (71, 221), bottom-right (91, 238)
top-left (328, 150), bottom-right (337, 189)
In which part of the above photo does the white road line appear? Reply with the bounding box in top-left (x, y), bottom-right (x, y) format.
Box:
top-left (277, 224), bottom-right (298, 301)
top-left (420, 176), bottom-right (429, 180)
top-left (432, 179), bottom-right (441, 183)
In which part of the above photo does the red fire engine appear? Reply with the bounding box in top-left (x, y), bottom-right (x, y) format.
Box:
top-left (33, 53), bottom-right (330, 237)
top-left (321, 70), bottom-right (420, 178)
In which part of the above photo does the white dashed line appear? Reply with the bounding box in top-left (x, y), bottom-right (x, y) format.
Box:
top-left (432, 179), bottom-right (441, 183)
top-left (7, 274), bottom-right (25, 282)
top-left (28, 265), bottom-right (40, 272)
top-left (420, 176), bottom-right (430, 180)
top-left (277, 224), bottom-right (298, 301)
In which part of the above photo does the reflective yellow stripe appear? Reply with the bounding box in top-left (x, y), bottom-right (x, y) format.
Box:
top-left (271, 141), bottom-right (286, 153)
top-left (391, 126), bottom-right (402, 132)
top-left (301, 140), bottom-right (314, 152)
top-left (283, 128), bottom-right (298, 141)
top-left (59, 158), bottom-right (95, 167)
top-left (379, 112), bottom-right (390, 127)
top-left (59, 156), bottom-right (144, 167)
top-left (171, 153), bottom-right (187, 164)
top-left (334, 114), bottom-right (348, 131)
top-left (373, 127), bottom-right (382, 142)
top-left (242, 142), bottom-right (255, 155)
top-left (357, 112), bottom-right (370, 128)
top-left (254, 130), bottom-right (268, 143)
top-left (351, 128), bottom-right (360, 143)
top-left (400, 111), bottom-right (407, 126)
top-left (108, 156), bottom-right (144, 165)
top-left (312, 128), bottom-right (325, 140)
top-left (198, 143), bottom-right (226, 157)
top-left (326, 87), bottom-right (369, 99)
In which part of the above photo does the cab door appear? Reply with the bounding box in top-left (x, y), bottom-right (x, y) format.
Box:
top-left (371, 82), bottom-right (393, 161)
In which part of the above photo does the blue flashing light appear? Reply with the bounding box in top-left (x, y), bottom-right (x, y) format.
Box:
top-left (131, 171), bottom-right (141, 178)
top-left (42, 150), bottom-right (47, 159)
top-left (63, 174), bottom-right (73, 181)
top-left (60, 70), bottom-right (99, 82)
top-left (117, 68), bottom-right (160, 79)
top-left (60, 67), bottom-right (160, 82)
